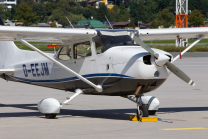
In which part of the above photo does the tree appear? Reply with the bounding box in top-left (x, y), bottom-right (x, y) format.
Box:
top-left (41, 0), bottom-right (54, 2)
top-left (128, 18), bottom-right (135, 29)
top-left (150, 20), bottom-right (158, 28)
top-left (44, 2), bottom-right (58, 16)
top-left (17, 0), bottom-right (35, 6)
top-left (189, 9), bottom-right (205, 27)
top-left (14, 3), bottom-right (39, 26)
top-left (0, 5), bottom-right (8, 20)
top-left (51, 22), bottom-right (57, 28)
top-left (166, 0), bottom-right (175, 13)
top-left (157, 9), bottom-right (174, 28)
top-left (57, 0), bottom-right (71, 14)
top-left (189, 0), bottom-right (208, 16)
top-left (50, 8), bottom-right (65, 23)
top-left (157, 0), bottom-right (170, 12)
top-left (108, 4), bottom-right (131, 22)
top-left (206, 12), bottom-right (208, 20)
top-left (50, 8), bottom-right (86, 25)
top-left (0, 4), bottom-right (13, 20)
top-left (130, 0), bottom-right (139, 22)
top-left (130, 0), bottom-right (146, 23)
top-left (33, 4), bottom-right (46, 22)
top-left (124, 0), bottom-right (131, 8)
top-left (97, 3), bottom-right (108, 22)
top-left (120, 10), bottom-right (131, 22)
top-left (88, 7), bottom-right (98, 20)
top-left (108, 5), bottom-right (119, 22)
top-left (144, 0), bottom-right (158, 23)
top-left (66, 13), bottom-right (86, 24)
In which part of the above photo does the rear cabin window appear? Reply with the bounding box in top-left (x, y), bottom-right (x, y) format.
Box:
top-left (73, 41), bottom-right (91, 59)
top-left (58, 45), bottom-right (71, 60)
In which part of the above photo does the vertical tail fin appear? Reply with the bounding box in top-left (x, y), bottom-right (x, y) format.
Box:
top-left (0, 41), bottom-right (20, 69)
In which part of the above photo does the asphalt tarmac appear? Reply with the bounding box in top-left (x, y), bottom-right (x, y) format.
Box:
top-left (0, 57), bottom-right (208, 139)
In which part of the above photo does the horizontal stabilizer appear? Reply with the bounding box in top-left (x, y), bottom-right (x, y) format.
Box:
top-left (0, 69), bottom-right (15, 75)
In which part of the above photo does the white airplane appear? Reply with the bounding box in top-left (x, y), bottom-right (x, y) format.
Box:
top-left (0, 25), bottom-right (207, 119)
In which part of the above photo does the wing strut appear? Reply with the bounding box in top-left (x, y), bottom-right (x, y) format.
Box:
top-left (17, 37), bottom-right (103, 92)
top-left (173, 35), bottom-right (205, 62)
top-left (60, 89), bottom-right (83, 107)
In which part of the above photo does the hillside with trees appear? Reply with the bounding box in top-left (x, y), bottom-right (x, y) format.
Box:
top-left (0, 0), bottom-right (207, 27)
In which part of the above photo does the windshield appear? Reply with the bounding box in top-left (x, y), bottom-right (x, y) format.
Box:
top-left (95, 31), bottom-right (137, 53)
top-left (58, 45), bottom-right (71, 60)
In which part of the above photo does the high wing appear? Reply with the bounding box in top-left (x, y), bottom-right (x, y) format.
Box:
top-left (0, 26), bottom-right (97, 42)
top-left (139, 27), bottom-right (208, 41)
top-left (0, 26), bottom-right (207, 41)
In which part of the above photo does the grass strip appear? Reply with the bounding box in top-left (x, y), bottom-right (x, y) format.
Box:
top-left (144, 39), bottom-right (208, 44)
top-left (151, 45), bottom-right (208, 52)
top-left (15, 42), bottom-right (208, 52)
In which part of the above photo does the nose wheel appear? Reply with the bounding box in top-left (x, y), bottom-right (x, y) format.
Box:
top-left (125, 94), bottom-right (149, 120)
top-left (137, 105), bottom-right (149, 120)
top-left (44, 114), bottom-right (57, 119)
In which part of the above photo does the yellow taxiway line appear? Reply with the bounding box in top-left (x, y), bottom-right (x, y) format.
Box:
top-left (160, 127), bottom-right (207, 130)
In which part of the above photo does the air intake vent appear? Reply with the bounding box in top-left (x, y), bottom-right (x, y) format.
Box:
top-left (165, 55), bottom-right (172, 62)
top-left (143, 55), bottom-right (151, 65)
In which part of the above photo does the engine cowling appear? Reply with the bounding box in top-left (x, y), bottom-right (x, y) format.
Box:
top-left (38, 98), bottom-right (60, 114)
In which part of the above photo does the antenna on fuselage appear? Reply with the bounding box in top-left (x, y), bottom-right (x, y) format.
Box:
top-left (105, 15), bottom-right (113, 29)
top-left (66, 17), bottom-right (74, 28)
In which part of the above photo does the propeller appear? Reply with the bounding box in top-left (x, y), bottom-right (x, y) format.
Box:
top-left (130, 31), bottom-right (195, 86)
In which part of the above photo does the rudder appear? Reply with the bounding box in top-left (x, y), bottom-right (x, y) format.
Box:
top-left (0, 41), bottom-right (21, 69)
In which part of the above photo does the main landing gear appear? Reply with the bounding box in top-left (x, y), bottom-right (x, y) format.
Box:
top-left (38, 89), bottom-right (83, 119)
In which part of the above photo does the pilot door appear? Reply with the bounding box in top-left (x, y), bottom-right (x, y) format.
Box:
top-left (72, 40), bottom-right (97, 87)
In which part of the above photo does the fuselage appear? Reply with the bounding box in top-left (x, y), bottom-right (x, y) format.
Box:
top-left (0, 31), bottom-right (173, 96)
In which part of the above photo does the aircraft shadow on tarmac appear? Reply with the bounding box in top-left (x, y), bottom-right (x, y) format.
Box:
top-left (0, 103), bottom-right (208, 120)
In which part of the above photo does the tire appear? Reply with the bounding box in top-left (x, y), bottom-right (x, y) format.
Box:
top-left (137, 106), bottom-right (149, 120)
top-left (44, 114), bottom-right (57, 119)
top-left (149, 110), bottom-right (156, 115)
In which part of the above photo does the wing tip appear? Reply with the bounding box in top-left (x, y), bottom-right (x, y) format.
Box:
top-left (191, 82), bottom-right (196, 86)
top-left (189, 80), bottom-right (196, 86)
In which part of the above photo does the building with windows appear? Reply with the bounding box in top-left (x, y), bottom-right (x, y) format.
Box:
top-left (0, 0), bottom-right (16, 9)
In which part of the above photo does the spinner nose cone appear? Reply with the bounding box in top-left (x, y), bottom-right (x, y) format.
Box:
top-left (154, 54), bottom-right (170, 67)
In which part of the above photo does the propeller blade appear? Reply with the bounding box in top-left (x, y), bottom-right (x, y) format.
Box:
top-left (129, 31), bottom-right (196, 86)
top-left (130, 31), bottom-right (159, 59)
top-left (165, 61), bottom-right (195, 86)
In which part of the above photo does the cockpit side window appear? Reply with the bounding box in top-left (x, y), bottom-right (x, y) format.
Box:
top-left (73, 41), bottom-right (91, 59)
top-left (58, 45), bottom-right (71, 60)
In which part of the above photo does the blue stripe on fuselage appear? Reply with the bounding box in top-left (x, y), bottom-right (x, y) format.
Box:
top-left (10, 73), bottom-right (133, 83)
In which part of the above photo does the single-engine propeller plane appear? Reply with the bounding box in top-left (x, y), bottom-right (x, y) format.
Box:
top-left (0, 24), bottom-right (207, 119)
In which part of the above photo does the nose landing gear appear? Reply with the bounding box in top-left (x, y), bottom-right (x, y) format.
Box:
top-left (136, 95), bottom-right (149, 120)
top-left (137, 106), bottom-right (149, 120)
top-left (125, 95), bottom-right (149, 120)
top-left (125, 95), bottom-right (160, 120)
